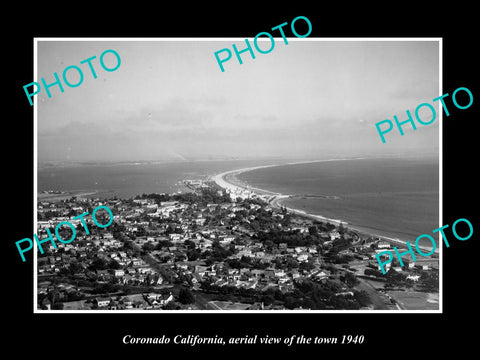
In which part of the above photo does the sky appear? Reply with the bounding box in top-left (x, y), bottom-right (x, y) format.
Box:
top-left (36, 39), bottom-right (440, 163)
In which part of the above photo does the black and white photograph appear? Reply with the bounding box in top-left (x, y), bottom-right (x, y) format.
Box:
top-left (33, 39), bottom-right (441, 313)
top-left (6, 6), bottom-right (478, 357)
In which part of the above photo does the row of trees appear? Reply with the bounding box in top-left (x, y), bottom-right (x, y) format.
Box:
top-left (137, 187), bottom-right (231, 207)
top-left (201, 278), bottom-right (371, 310)
top-left (254, 228), bottom-right (326, 248)
top-left (382, 268), bottom-right (439, 292)
top-left (88, 257), bottom-right (121, 271)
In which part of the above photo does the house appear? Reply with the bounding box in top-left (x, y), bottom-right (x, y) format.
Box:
top-left (274, 269), bottom-right (286, 277)
top-left (131, 258), bottom-right (143, 266)
top-left (121, 297), bottom-right (134, 309)
top-left (215, 279), bottom-right (229, 287)
top-left (126, 267), bottom-right (136, 274)
top-left (329, 231), bottom-right (341, 240)
top-left (198, 240), bottom-right (213, 250)
top-left (194, 265), bottom-right (209, 276)
top-left (38, 220), bottom-right (54, 230)
top-left (160, 201), bottom-right (178, 207)
top-left (294, 247), bottom-right (307, 254)
top-left (239, 268), bottom-right (250, 275)
top-left (251, 269), bottom-right (265, 278)
top-left (292, 226), bottom-right (309, 233)
top-left (227, 268), bottom-right (238, 276)
top-left (158, 293), bottom-right (174, 305)
top-left (95, 297), bottom-right (111, 308)
top-left (195, 218), bottom-right (206, 226)
top-left (96, 269), bottom-right (109, 278)
top-left (313, 271), bottom-right (329, 280)
top-left (145, 292), bottom-right (174, 306)
top-left (416, 264), bottom-right (430, 270)
top-left (291, 270), bottom-right (301, 279)
top-left (169, 233), bottom-right (182, 241)
top-left (264, 270), bottom-right (275, 279)
top-left (297, 253), bottom-right (309, 262)
top-left (237, 249), bottom-right (252, 257)
top-left (308, 247), bottom-right (318, 254)
top-left (407, 274), bottom-right (420, 282)
top-left (176, 263), bottom-right (189, 271)
top-left (112, 269), bottom-right (125, 277)
top-left (377, 241), bottom-right (391, 249)
top-left (122, 274), bottom-right (134, 284)
top-left (136, 265), bottom-right (153, 274)
top-left (260, 254), bottom-right (275, 263)
top-left (220, 236), bottom-right (235, 244)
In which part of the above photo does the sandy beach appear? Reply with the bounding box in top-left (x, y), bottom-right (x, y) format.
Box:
top-left (211, 163), bottom-right (439, 255)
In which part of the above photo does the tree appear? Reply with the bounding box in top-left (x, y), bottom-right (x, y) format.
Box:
top-left (143, 242), bottom-right (156, 252)
top-left (109, 259), bottom-right (121, 269)
top-left (385, 269), bottom-right (407, 288)
top-left (156, 240), bottom-right (173, 249)
top-left (299, 261), bottom-right (315, 272)
top-left (342, 272), bottom-right (359, 287)
top-left (68, 261), bottom-right (84, 275)
top-left (264, 240), bottom-right (274, 250)
top-left (285, 257), bottom-right (299, 270)
top-left (52, 303), bottom-right (64, 310)
top-left (184, 240), bottom-right (196, 250)
top-left (419, 271), bottom-right (439, 292)
top-left (353, 290), bottom-right (371, 307)
top-left (163, 301), bottom-right (180, 310)
top-left (187, 249), bottom-right (201, 261)
top-left (249, 221), bottom-right (260, 232)
top-left (178, 288), bottom-right (195, 304)
top-left (364, 268), bottom-right (382, 277)
top-left (308, 226), bottom-right (318, 236)
top-left (89, 257), bottom-right (110, 271)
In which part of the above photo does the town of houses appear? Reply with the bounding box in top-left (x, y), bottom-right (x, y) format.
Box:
top-left (36, 181), bottom-right (439, 311)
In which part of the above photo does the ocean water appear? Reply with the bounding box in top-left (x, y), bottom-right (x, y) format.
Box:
top-left (238, 157), bottom-right (440, 243)
top-left (37, 159), bottom-right (282, 199)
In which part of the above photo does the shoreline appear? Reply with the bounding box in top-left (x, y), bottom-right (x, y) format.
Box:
top-left (37, 190), bottom-right (103, 202)
top-left (211, 160), bottom-right (439, 255)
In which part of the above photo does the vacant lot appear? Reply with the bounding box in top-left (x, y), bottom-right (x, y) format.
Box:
top-left (388, 290), bottom-right (439, 310)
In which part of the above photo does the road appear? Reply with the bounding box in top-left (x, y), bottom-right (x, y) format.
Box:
top-left (192, 291), bottom-right (218, 310)
top-left (127, 240), bottom-right (173, 278)
top-left (355, 277), bottom-right (393, 310)
top-left (129, 239), bottom-right (216, 310)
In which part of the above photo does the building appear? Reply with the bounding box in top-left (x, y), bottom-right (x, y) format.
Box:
top-left (94, 297), bottom-right (111, 308)
top-left (110, 269), bottom-right (124, 277)
top-left (377, 241), bottom-right (391, 249)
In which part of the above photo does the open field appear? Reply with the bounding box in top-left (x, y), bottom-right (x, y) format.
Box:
top-left (387, 290), bottom-right (439, 310)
